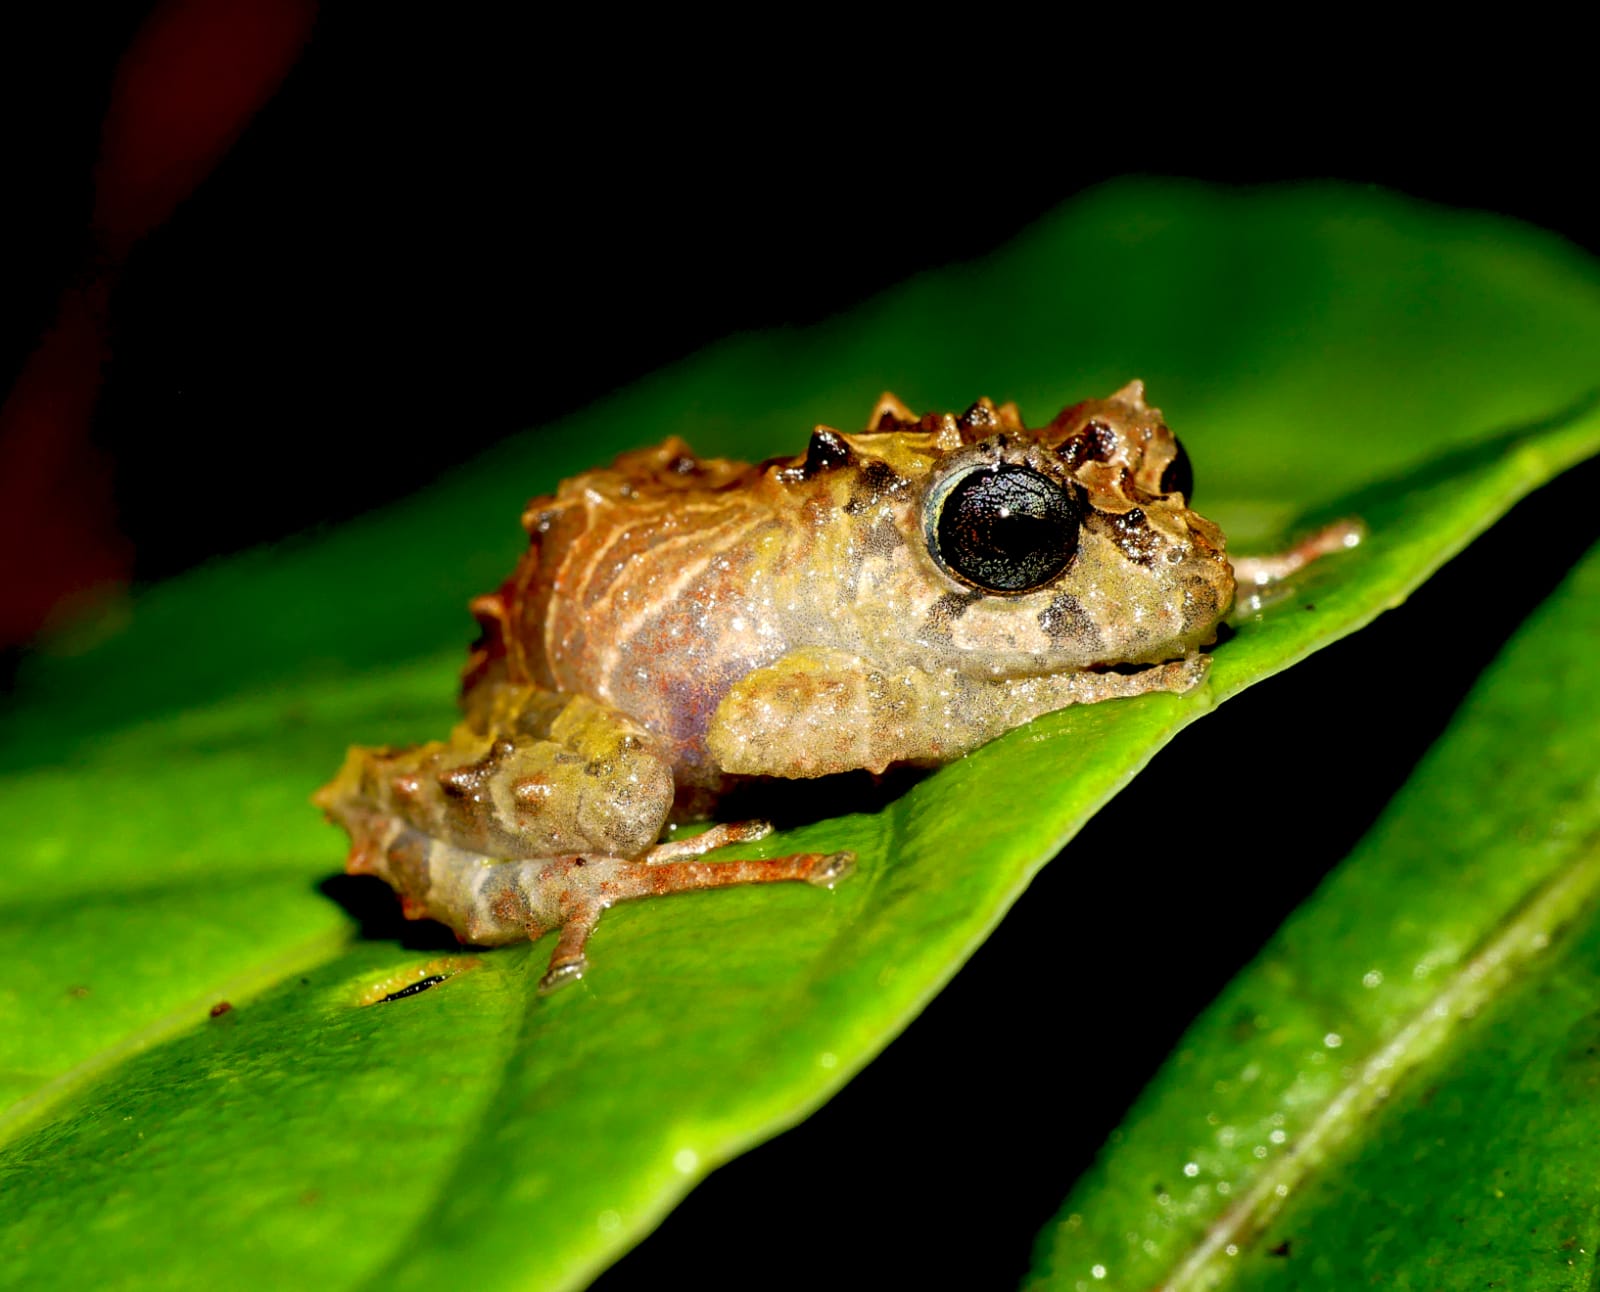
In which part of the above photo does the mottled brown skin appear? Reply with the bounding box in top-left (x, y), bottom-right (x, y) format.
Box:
top-left (317, 382), bottom-right (1240, 989)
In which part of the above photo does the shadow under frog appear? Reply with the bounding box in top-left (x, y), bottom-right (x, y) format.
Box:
top-left (315, 382), bottom-right (1349, 990)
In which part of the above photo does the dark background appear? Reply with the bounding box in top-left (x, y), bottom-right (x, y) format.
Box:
top-left (2, 9), bottom-right (1590, 642)
top-left (4, 7), bottom-right (1595, 1288)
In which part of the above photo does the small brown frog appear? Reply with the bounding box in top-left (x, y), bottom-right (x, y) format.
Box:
top-left (316, 382), bottom-right (1338, 989)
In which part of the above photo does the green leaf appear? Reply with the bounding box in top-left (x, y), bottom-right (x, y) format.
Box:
top-left (3, 180), bottom-right (1599, 1290)
top-left (1028, 536), bottom-right (1600, 1292)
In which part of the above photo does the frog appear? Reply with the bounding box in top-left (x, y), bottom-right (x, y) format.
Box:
top-left (316, 381), bottom-right (1349, 990)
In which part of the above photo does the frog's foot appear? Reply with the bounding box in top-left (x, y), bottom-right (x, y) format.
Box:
top-left (524, 848), bottom-right (856, 992)
top-left (1230, 517), bottom-right (1364, 591)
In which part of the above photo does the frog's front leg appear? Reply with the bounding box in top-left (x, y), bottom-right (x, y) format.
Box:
top-left (1230, 518), bottom-right (1364, 591)
top-left (315, 686), bottom-right (852, 989)
top-left (706, 646), bottom-right (1208, 778)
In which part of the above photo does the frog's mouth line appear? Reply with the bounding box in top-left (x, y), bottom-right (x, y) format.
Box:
top-left (1082, 659), bottom-right (1171, 677)
top-left (1081, 631), bottom-right (1226, 676)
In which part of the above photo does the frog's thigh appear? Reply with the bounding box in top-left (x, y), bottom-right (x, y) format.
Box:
top-left (319, 689), bottom-right (675, 861)
top-left (707, 647), bottom-right (930, 778)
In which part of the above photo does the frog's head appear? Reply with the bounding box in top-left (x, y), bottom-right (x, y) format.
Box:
top-left (776, 382), bottom-right (1235, 678)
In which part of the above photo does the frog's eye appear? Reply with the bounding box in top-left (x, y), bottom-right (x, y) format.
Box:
top-left (929, 464), bottom-right (1080, 593)
top-left (1160, 435), bottom-right (1194, 500)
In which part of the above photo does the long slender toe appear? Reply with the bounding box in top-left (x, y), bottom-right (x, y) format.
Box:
top-left (806, 851), bottom-right (856, 888)
top-left (538, 955), bottom-right (589, 993)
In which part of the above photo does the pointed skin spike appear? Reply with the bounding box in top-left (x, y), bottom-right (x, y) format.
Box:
top-left (468, 593), bottom-right (505, 623)
top-left (996, 401), bottom-right (1024, 430)
top-left (961, 396), bottom-right (997, 419)
top-left (463, 587), bottom-right (512, 695)
top-left (801, 427), bottom-right (855, 477)
top-left (958, 397), bottom-right (1000, 438)
top-left (1109, 378), bottom-right (1148, 408)
top-left (868, 391), bottom-right (915, 431)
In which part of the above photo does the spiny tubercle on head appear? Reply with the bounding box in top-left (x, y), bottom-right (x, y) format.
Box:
top-left (863, 392), bottom-right (1027, 442)
top-left (781, 392), bottom-right (1032, 484)
top-left (797, 427), bottom-right (855, 478)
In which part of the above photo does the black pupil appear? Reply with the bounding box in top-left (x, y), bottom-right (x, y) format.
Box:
top-left (934, 465), bottom-right (1079, 593)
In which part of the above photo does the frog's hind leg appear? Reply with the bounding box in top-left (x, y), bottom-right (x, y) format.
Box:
top-left (526, 847), bottom-right (854, 991)
top-left (315, 687), bottom-right (679, 868)
top-left (366, 820), bottom-right (854, 992)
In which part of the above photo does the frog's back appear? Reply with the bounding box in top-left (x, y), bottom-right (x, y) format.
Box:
top-left (462, 438), bottom-right (793, 774)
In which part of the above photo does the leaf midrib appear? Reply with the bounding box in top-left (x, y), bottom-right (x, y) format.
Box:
top-left (1159, 829), bottom-right (1600, 1291)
